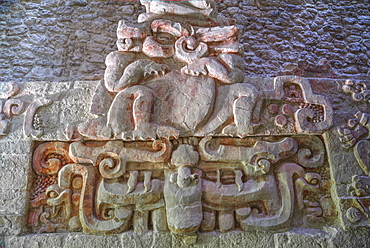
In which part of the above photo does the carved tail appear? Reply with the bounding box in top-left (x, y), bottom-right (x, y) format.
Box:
top-left (240, 163), bottom-right (305, 230)
top-left (58, 164), bottom-right (126, 234)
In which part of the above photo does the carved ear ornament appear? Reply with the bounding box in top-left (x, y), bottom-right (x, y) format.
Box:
top-left (24, 97), bottom-right (52, 138)
top-left (264, 76), bottom-right (333, 134)
top-left (117, 38), bottom-right (143, 52)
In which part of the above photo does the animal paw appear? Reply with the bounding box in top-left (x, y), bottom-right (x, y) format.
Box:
top-left (181, 63), bottom-right (207, 77)
top-left (348, 175), bottom-right (370, 197)
top-left (222, 124), bottom-right (256, 138)
top-left (78, 116), bottom-right (112, 140)
top-left (143, 62), bottom-right (170, 77)
top-left (156, 126), bottom-right (180, 140)
top-left (121, 124), bottom-right (157, 141)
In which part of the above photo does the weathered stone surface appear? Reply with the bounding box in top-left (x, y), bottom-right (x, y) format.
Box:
top-left (274, 228), bottom-right (329, 248)
top-left (5, 233), bottom-right (64, 248)
top-left (219, 231), bottom-right (274, 248)
top-left (0, 0), bottom-right (369, 247)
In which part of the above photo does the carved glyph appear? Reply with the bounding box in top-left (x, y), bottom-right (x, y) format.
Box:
top-left (336, 80), bottom-right (370, 225)
top-left (343, 80), bottom-right (370, 103)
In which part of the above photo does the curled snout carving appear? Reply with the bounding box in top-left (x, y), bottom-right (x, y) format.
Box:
top-left (198, 136), bottom-right (298, 173)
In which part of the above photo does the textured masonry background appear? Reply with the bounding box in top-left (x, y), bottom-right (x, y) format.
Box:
top-left (1, 0), bottom-right (369, 83)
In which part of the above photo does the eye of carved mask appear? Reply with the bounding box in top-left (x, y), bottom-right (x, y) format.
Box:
top-left (155, 32), bottom-right (175, 45)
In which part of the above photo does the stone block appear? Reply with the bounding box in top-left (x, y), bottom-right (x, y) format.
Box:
top-left (64, 233), bottom-right (120, 248)
top-left (6, 233), bottom-right (64, 248)
top-left (220, 231), bottom-right (274, 248)
top-left (274, 229), bottom-right (329, 248)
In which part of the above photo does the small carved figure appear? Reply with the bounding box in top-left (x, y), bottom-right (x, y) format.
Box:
top-left (165, 166), bottom-right (201, 244)
top-left (164, 145), bottom-right (202, 244)
top-left (285, 85), bottom-right (302, 99)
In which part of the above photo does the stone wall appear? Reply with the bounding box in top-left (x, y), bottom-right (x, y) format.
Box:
top-left (1, 0), bottom-right (369, 83)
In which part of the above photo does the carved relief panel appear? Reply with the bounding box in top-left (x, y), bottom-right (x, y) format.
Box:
top-left (28, 136), bottom-right (335, 243)
top-left (21, 0), bottom-right (351, 245)
top-left (334, 80), bottom-right (370, 226)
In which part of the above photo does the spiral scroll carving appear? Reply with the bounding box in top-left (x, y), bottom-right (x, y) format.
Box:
top-left (33, 142), bottom-right (72, 175)
top-left (97, 152), bottom-right (125, 179)
top-left (295, 136), bottom-right (325, 168)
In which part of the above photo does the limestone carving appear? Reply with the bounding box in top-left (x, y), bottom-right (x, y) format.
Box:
top-left (263, 76), bottom-right (333, 134)
top-left (138, 0), bottom-right (223, 26)
top-left (348, 175), bottom-right (370, 197)
top-left (3, 99), bottom-right (25, 119)
top-left (346, 207), bottom-right (363, 223)
top-left (60, 0), bottom-right (334, 141)
top-left (75, 0), bottom-right (264, 140)
top-left (165, 166), bottom-right (202, 244)
top-left (337, 81), bottom-right (370, 225)
top-left (0, 81), bottom-right (20, 99)
top-left (24, 97), bottom-right (52, 138)
top-left (28, 137), bottom-right (332, 236)
top-left (0, 81), bottom-right (26, 137)
top-left (37, 212), bottom-right (66, 234)
top-left (343, 80), bottom-right (370, 103)
top-left (26, 0), bottom-right (337, 242)
top-left (164, 145), bottom-right (202, 244)
top-left (338, 111), bottom-right (370, 178)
